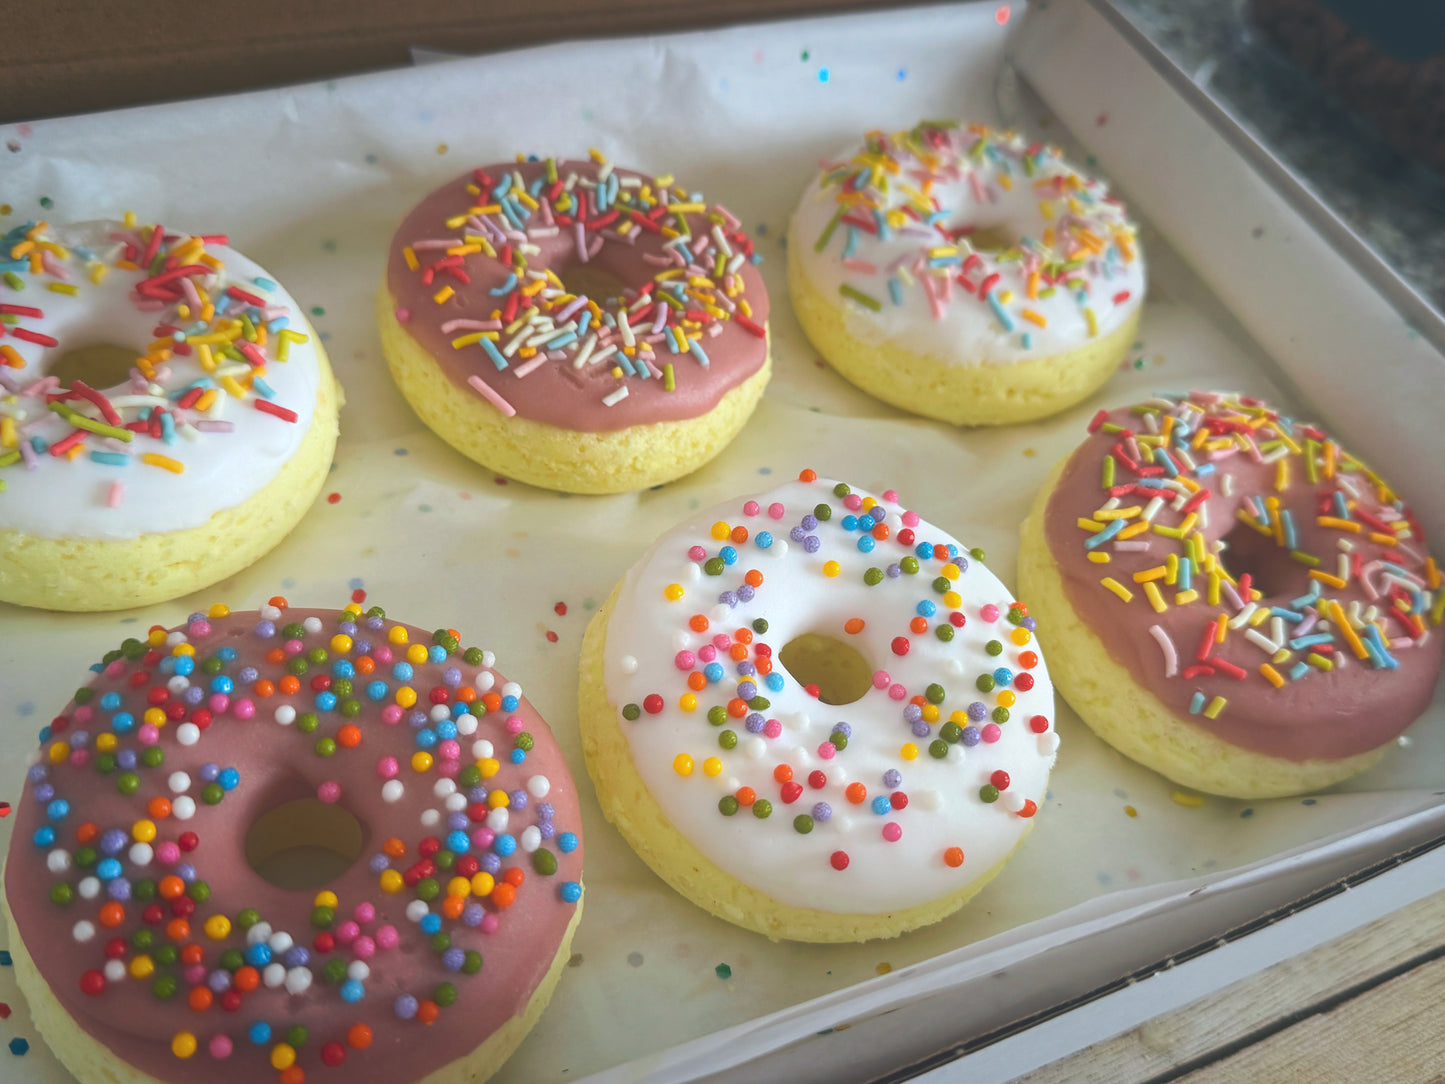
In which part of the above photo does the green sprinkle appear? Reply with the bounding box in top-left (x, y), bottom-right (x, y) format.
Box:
top-left (813, 208), bottom-right (843, 253)
top-left (716, 963), bottom-right (733, 979)
top-left (839, 284), bottom-right (882, 312)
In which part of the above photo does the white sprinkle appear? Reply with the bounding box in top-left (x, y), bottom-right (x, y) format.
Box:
top-left (274, 705), bottom-right (296, 726)
top-left (167, 675), bottom-right (191, 694)
top-left (520, 825), bottom-right (542, 853)
top-left (445, 793), bottom-right (468, 813)
top-left (47, 849), bottom-right (71, 874)
top-left (347, 961), bottom-right (370, 982)
top-left (168, 771), bottom-right (191, 794)
top-left (486, 807), bottom-right (509, 832)
top-left (176, 722), bottom-right (200, 746)
top-left (1039, 732), bottom-right (1061, 755)
top-left (172, 796), bottom-right (196, 820)
top-left (128, 843), bottom-right (153, 867)
top-left (381, 780), bottom-right (404, 803)
top-left (420, 808), bottom-right (441, 827)
top-left (104, 960), bottom-right (127, 983)
top-left (472, 739), bottom-right (495, 760)
top-left (72, 920), bottom-right (96, 943)
top-left (602, 385), bottom-right (629, 407)
top-left (475, 671), bottom-right (496, 693)
top-left (502, 681), bottom-right (522, 700)
top-left (745, 736), bottom-right (767, 760)
top-left (246, 922), bottom-right (273, 946)
top-left (303, 616), bottom-right (323, 634)
top-left (455, 714), bottom-right (478, 736)
top-left (284, 968), bottom-right (313, 995)
top-left (620, 655), bottom-right (639, 675)
top-left (1002, 791), bottom-right (1026, 813)
top-left (263, 963), bottom-right (287, 988)
top-left (429, 704), bottom-right (450, 723)
top-left (527, 774), bottom-right (551, 798)
top-left (405, 900), bottom-right (430, 923)
top-left (433, 778), bottom-right (457, 799)
top-left (77, 876), bottom-right (101, 900)
top-left (269, 932), bottom-right (294, 954)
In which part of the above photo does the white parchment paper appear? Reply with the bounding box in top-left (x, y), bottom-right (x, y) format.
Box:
top-left (1, 3), bottom-right (1442, 1081)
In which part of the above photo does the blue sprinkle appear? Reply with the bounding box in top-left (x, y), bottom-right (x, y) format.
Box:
top-left (560, 881), bottom-right (582, 903)
top-left (1188, 691), bottom-right (1206, 714)
top-left (818, 66), bottom-right (830, 83)
top-left (488, 273), bottom-right (518, 297)
top-left (8, 1038), bottom-right (28, 1056)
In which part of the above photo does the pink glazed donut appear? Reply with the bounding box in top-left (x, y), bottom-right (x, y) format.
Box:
top-left (3, 600), bottom-right (583, 1084)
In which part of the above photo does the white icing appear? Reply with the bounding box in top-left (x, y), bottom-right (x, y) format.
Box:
top-left (0, 221), bottom-right (324, 538)
top-left (602, 478), bottom-right (1057, 913)
top-left (789, 125), bottom-right (1145, 365)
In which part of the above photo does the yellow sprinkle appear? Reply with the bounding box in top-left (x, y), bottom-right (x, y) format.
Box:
top-left (1087, 552), bottom-right (1111, 564)
top-left (171, 1033), bottom-right (198, 1059)
top-left (433, 286), bottom-right (455, 304)
top-left (1084, 308), bottom-right (1098, 337)
top-left (1368, 531), bottom-right (1398, 547)
top-left (663, 583), bottom-right (684, 601)
top-left (195, 389), bottom-right (217, 413)
top-left (203, 915), bottom-right (232, 940)
top-left (1260, 663), bottom-right (1285, 688)
top-left (900, 743), bottom-right (919, 761)
top-left (219, 374), bottom-right (247, 399)
top-left (1021, 309), bottom-right (1047, 327)
top-left (1165, 553), bottom-right (1179, 585)
top-left (1171, 790), bottom-right (1206, 808)
top-left (47, 282), bottom-right (80, 296)
top-left (1202, 696), bottom-right (1227, 719)
top-left (1143, 581), bottom-right (1167, 613)
top-left (1175, 589), bottom-right (1199, 605)
top-left (672, 754), bottom-right (694, 777)
top-left (1094, 507), bottom-right (1141, 520)
top-left (1124, 805), bottom-right (1138, 818)
top-left (1307, 652), bottom-right (1334, 671)
top-left (1133, 566), bottom-right (1168, 583)
top-left (1101, 577), bottom-right (1133, 603)
top-left (141, 453), bottom-right (184, 474)
top-left (823, 560), bottom-right (841, 578)
top-left (379, 869), bottom-right (404, 893)
top-left (1077, 517), bottom-right (1105, 531)
top-left (1178, 512), bottom-right (1199, 536)
top-left (1309, 570), bottom-right (1347, 589)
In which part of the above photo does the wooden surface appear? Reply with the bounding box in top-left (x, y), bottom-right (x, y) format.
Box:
top-left (2, 0), bottom-right (900, 123)
top-left (1015, 889), bottom-right (1445, 1083)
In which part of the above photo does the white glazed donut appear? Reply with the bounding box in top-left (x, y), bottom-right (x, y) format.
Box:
top-left (580, 470), bottom-right (1059, 941)
top-left (787, 122), bottom-right (1145, 426)
top-left (0, 219), bottom-right (340, 611)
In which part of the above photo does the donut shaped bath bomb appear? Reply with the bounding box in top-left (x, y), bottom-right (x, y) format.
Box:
top-left (3, 599), bottom-right (584, 1084)
top-left (1018, 391), bottom-right (1444, 798)
top-left (0, 220), bottom-right (341, 612)
top-left (580, 472), bottom-right (1058, 942)
top-left (787, 122), bottom-right (1144, 426)
top-left (379, 155), bottom-right (771, 494)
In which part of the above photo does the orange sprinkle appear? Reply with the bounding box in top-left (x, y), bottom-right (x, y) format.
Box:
top-left (736, 786), bottom-right (757, 806)
top-left (799, 469), bottom-right (817, 482)
top-left (944, 847), bottom-right (965, 868)
top-left (909, 616), bottom-right (928, 634)
top-left (382, 837), bottom-right (407, 858)
top-left (734, 627), bottom-right (754, 645)
top-left (279, 675), bottom-right (301, 696)
top-left (844, 617), bottom-right (866, 635)
top-left (99, 902), bottom-right (126, 928)
top-left (744, 569), bottom-right (764, 588)
top-left (845, 782), bottom-right (868, 804)
top-left (252, 679), bottom-right (275, 698)
top-left (689, 614), bottom-right (710, 633)
top-left (337, 724), bottom-right (362, 748)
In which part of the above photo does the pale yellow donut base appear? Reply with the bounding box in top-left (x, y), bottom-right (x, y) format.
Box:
top-left (579, 584), bottom-right (1026, 943)
top-left (1017, 460), bottom-right (1385, 799)
top-left (2, 878), bottom-right (582, 1084)
top-left (786, 233), bottom-right (1138, 427)
top-left (0, 342), bottom-right (342, 613)
top-left (377, 287), bottom-right (770, 495)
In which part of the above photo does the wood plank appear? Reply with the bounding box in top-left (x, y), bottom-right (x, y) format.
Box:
top-left (0, 0), bottom-right (898, 123)
top-left (1181, 956), bottom-right (1445, 1083)
top-left (1014, 889), bottom-right (1445, 1084)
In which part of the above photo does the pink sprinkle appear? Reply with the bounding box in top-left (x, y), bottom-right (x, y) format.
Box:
top-left (137, 724), bottom-right (160, 746)
top-left (69, 749), bottom-right (90, 768)
top-left (698, 645), bottom-right (717, 663)
top-left (901, 511), bottom-right (920, 527)
top-left (334, 921), bottom-right (359, 945)
top-left (184, 964), bottom-right (207, 985)
top-left (231, 698), bottom-right (255, 720)
top-left (317, 781), bottom-right (342, 804)
top-left (208, 693), bottom-right (230, 713)
top-left (888, 683), bottom-right (907, 701)
top-left (395, 307), bottom-right (411, 323)
top-left (155, 842), bottom-right (181, 865)
top-left (763, 719), bottom-right (782, 739)
top-left (103, 660), bottom-right (126, 679)
top-left (352, 935), bottom-right (376, 960)
top-left (768, 502), bottom-right (786, 519)
top-left (209, 1035), bottom-right (233, 1060)
top-left (743, 500), bottom-right (761, 516)
top-left (674, 650), bottom-right (696, 670)
top-left (381, 704), bottom-right (403, 725)
top-left (283, 638), bottom-right (304, 657)
top-left (73, 705), bottom-right (94, 724)
top-left (882, 822), bottom-right (903, 842)
top-left (106, 481), bottom-right (124, 508)
top-left (883, 490), bottom-right (900, 503)
top-left (376, 925), bottom-right (400, 951)
top-left (506, 715), bottom-right (524, 734)
top-left (374, 646), bottom-right (394, 665)
top-left (688, 545), bottom-right (707, 561)
top-left (817, 742), bottom-right (837, 760)
top-left (188, 619), bottom-right (211, 638)
top-left (436, 759), bottom-right (460, 778)
top-left (376, 757), bottom-right (399, 780)
top-left (982, 723), bottom-right (1002, 743)
top-left (354, 902), bottom-right (376, 924)
top-left (480, 913), bottom-right (500, 935)
top-left (437, 740), bottom-right (461, 760)
top-left (872, 670), bottom-right (891, 689)
top-left (843, 494), bottom-right (863, 511)
top-left (712, 633), bottom-right (732, 651)
top-left (467, 373), bottom-right (516, 417)
top-left (980, 604), bottom-right (1001, 622)
top-left (471, 828), bottom-right (496, 850)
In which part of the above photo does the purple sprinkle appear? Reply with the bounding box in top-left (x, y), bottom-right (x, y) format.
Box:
top-left (833, 722), bottom-right (853, 738)
top-left (737, 584), bottom-right (756, 602)
top-left (745, 713), bottom-right (766, 733)
top-left (447, 812), bottom-right (469, 831)
top-left (1022, 616), bottom-right (1037, 631)
top-left (27, 765), bottom-right (48, 783)
top-left (469, 786), bottom-right (488, 803)
top-left (238, 666), bottom-right (259, 684)
top-left (338, 621), bottom-right (358, 637)
top-left (208, 969), bottom-right (232, 993)
top-left (539, 821), bottom-right (557, 840)
top-left (481, 853), bottom-right (501, 875)
top-left (967, 702), bottom-right (988, 721)
top-left (886, 564), bottom-right (902, 578)
top-left (106, 879), bottom-right (132, 901)
top-left (394, 994), bottom-right (418, 1019)
top-left (100, 829), bottom-right (128, 856)
top-left (509, 790), bottom-right (527, 810)
top-left (33, 783), bottom-right (54, 804)
top-left (369, 854), bottom-right (390, 873)
top-left (188, 612), bottom-right (205, 624)
top-left (408, 710), bottom-right (428, 728)
top-left (962, 726), bottom-right (982, 747)
top-left (883, 769), bottom-right (902, 788)
top-left (537, 802), bottom-right (555, 821)
top-left (803, 535), bottom-right (821, 553)
top-left (117, 749), bottom-right (137, 770)
top-left (366, 615), bottom-right (385, 632)
top-left (812, 802), bottom-right (832, 822)
top-left (736, 681), bottom-right (757, 700)
top-left (176, 863), bottom-right (196, 882)
top-left (69, 730), bottom-right (90, 748)
top-left (789, 527), bottom-right (806, 543)
top-left (254, 620), bottom-right (276, 639)
top-left (911, 720), bottom-right (930, 737)
top-left (199, 763), bottom-right (220, 782)
top-left (354, 639), bottom-right (372, 655)
top-left (462, 902), bottom-right (485, 927)
top-left (903, 704), bottom-right (923, 724)
top-left (441, 947), bottom-right (465, 971)
top-left (283, 947), bottom-right (310, 968)
top-left (183, 686), bottom-right (205, 706)
top-left (442, 667), bottom-right (462, 688)
top-left (956, 557), bottom-right (969, 573)
top-left (718, 591), bottom-right (738, 607)
top-left (736, 661), bottom-right (757, 677)
top-left (801, 514), bottom-right (818, 531)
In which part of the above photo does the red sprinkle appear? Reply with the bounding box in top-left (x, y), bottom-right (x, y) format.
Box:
top-left (254, 399), bottom-right (298, 423)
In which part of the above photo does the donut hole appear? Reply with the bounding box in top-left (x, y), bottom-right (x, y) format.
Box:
top-left (556, 264), bottom-right (630, 305)
top-left (1218, 522), bottom-right (1300, 598)
top-left (778, 633), bottom-right (873, 706)
top-left (46, 342), bottom-right (138, 390)
top-left (244, 798), bottom-right (367, 890)
top-left (956, 225), bottom-right (1016, 252)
